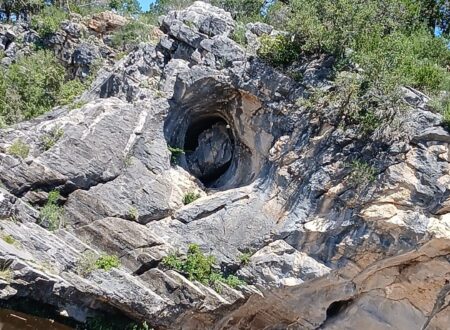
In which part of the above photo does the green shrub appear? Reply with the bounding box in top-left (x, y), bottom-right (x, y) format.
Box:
top-left (0, 50), bottom-right (65, 125)
top-left (258, 34), bottom-right (299, 67)
top-left (239, 252), bottom-right (251, 265)
top-left (431, 94), bottom-right (450, 130)
top-left (38, 190), bottom-right (64, 231)
top-left (162, 244), bottom-right (245, 290)
top-left (231, 22), bottom-right (247, 46)
top-left (263, 0), bottom-right (450, 108)
top-left (110, 20), bottom-right (151, 50)
top-left (31, 5), bottom-right (68, 37)
top-left (349, 160), bottom-right (377, 185)
top-left (57, 79), bottom-right (86, 106)
top-left (128, 206), bottom-right (139, 221)
top-left (95, 255), bottom-right (121, 271)
top-left (109, 0), bottom-right (142, 15)
top-left (7, 140), bottom-right (30, 159)
top-left (2, 234), bottom-right (15, 245)
top-left (168, 145), bottom-right (184, 164)
top-left (182, 192), bottom-right (200, 205)
top-left (76, 250), bottom-right (98, 276)
top-left (41, 127), bottom-right (64, 151)
top-left (0, 49), bottom-right (90, 126)
top-left (0, 266), bottom-right (14, 283)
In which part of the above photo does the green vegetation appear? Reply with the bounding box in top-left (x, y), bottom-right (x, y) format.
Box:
top-left (230, 21), bottom-right (247, 46)
top-left (128, 206), bottom-right (139, 221)
top-left (7, 139), bottom-right (30, 159)
top-left (257, 0), bottom-right (450, 131)
top-left (31, 5), bottom-right (67, 37)
top-left (95, 254), bottom-right (121, 271)
top-left (2, 234), bottom-right (16, 245)
top-left (239, 252), bottom-right (251, 265)
top-left (0, 259), bottom-right (13, 282)
top-left (76, 251), bottom-right (121, 276)
top-left (41, 127), bottom-right (64, 151)
top-left (38, 190), bottom-right (64, 231)
top-left (56, 79), bottom-right (86, 106)
top-left (0, 50), bottom-right (63, 125)
top-left (76, 250), bottom-right (98, 276)
top-left (258, 34), bottom-right (299, 67)
top-left (168, 145), bottom-right (184, 164)
top-left (109, 0), bottom-right (141, 15)
top-left (182, 192), bottom-right (200, 205)
top-left (111, 20), bottom-right (151, 50)
top-left (348, 160), bottom-right (377, 185)
top-left (0, 266), bottom-right (12, 282)
top-left (431, 94), bottom-right (450, 130)
top-left (162, 244), bottom-right (245, 290)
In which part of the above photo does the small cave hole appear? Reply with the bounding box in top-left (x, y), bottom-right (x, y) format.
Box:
top-left (326, 299), bottom-right (353, 319)
top-left (184, 115), bottom-right (235, 186)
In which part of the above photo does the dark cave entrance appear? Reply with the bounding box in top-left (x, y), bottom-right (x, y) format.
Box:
top-left (184, 115), bottom-right (235, 186)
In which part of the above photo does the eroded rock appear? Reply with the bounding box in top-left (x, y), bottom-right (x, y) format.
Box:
top-left (1, 2), bottom-right (450, 329)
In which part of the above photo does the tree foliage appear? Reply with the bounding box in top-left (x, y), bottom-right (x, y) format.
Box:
top-left (262, 0), bottom-right (450, 95)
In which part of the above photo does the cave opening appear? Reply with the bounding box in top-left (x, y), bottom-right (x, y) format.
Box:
top-left (183, 115), bottom-right (235, 186)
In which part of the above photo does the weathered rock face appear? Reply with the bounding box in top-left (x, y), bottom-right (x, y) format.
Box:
top-left (0, 11), bottom-right (123, 78)
top-left (1, 1), bottom-right (450, 329)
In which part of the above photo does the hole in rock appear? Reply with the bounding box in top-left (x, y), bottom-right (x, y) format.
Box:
top-left (184, 116), bottom-right (235, 186)
top-left (326, 299), bottom-right (353, 319)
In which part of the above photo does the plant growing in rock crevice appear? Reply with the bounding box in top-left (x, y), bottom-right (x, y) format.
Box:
top-left (38, 190), bottom-right (65, 231)
top-left (0, 259), bottom-right (13, 282)
top-left (2, 234), bottom-right (15, 245)
top-left (7, 139), bottom-right (30, 159)
top-left (41, 127), bottom-right (64, 151)
top-left (128, 206), bottom-right (139, 221)
top-left (76, 251), bottom-right (121, 276)
top-left (239, 252), bottom-right (252, 265)
top-left (182, 192), bottom-right (201, 205)
top-left (95, 255), bottom-right (121, 271)
top-left (348, 160), bottom-right (377, 186)
top-left (168, 145), bottom-right (184, 164)
top-left (162, 244), bottom-right (245, 291)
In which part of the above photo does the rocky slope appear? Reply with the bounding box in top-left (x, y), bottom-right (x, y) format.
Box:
top-left (1, 2), bottom-right (450, 329)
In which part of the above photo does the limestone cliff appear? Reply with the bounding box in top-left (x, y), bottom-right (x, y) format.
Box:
top-left (1, 2), bottom-right (450, 329)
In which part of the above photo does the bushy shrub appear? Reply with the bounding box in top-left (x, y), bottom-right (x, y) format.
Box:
top-left (2, 234), bottom-right (15, 245)
top-left (239, 252), bottom-right (251, 265)
top-left (41, 126), bottom-right (64, 151)
top-left (258, 34), bottom-right (299, 67)
top-left (263, 0), bottom-right (450, 106)
top-left (167, 145), bottom-right (184, 164)
top-left (38, 190), bottom-right (64, 231)
top-left (128, 206), bottom-right (139, 221)
top-left (182, 192), bottom-right (200, 205)
top-left (95, 255), bottom-right (121, 271)
top-left (57, 79), bottom-right (86, 106)
top-left (162, 244), bottom-right (245, 290)
top-left (431, 94), bottom-right (450, 130)
top-left (0, 50), bottom-right (90, 126)
top-left (349, 160), bottom-right (377, 185)
top-left (31, 5), bottom-right (67, 37)
top-left (7, 139), bottom-right (30, 159)
top-left (109, 0), bottom-right (142, 15)
top-left (76, 250), bottom-right (98, 276)
top-left (0, 50), bottom-right (65, 125)
top-left (231, 22), bottom-right (247, 46)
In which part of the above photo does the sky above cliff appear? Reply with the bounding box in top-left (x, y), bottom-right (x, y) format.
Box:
top-left (139, 0), bottom-right (155, 11)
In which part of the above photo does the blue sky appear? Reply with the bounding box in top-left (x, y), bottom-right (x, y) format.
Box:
top-left (139, 0), bottom-right (155, 11)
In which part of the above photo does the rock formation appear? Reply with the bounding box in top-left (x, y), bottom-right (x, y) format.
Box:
top-left (1, 2), bottom-right (450, 329)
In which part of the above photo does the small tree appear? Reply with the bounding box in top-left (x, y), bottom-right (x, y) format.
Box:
top-left (109, 0), bottom-right (141, 15)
